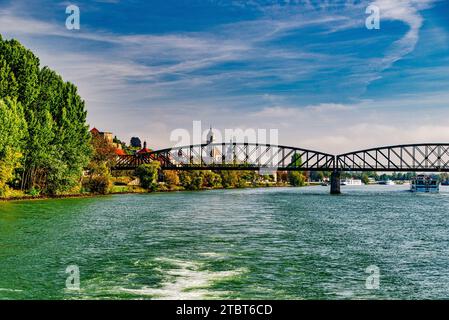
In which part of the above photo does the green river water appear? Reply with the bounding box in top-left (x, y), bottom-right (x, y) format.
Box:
top-left (1, 185), bottom-right (449, 300)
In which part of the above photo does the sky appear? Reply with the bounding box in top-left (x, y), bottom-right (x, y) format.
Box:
top-left (0, 0), bottom-right (448, 153)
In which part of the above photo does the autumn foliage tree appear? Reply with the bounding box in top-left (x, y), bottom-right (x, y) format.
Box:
top-left (84, 132), bottom-right (117, 194)
top-left (163, 170), bottom-right (180, 189)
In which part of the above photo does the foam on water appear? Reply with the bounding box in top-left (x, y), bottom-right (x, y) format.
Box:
top-left (198, 252), bottom-right (226, 258)
top-left (120, 257), bottom-right (245, 300)
top-left (0, 288), bottom-right (23, 292)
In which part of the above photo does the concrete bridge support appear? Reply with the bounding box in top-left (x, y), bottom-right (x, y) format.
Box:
top-left (330, 170), bottom-right (341, 195)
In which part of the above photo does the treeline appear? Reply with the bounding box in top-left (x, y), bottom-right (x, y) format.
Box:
top-left (128, 164), bottom-right (307, 192)
top-left (0, 36), bottom-right (91, 196)
top-left (339, 171), bottom-right (416, 184)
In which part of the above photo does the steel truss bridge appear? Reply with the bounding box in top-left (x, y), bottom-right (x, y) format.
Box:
top-left (114, 143), bottom-right (335, 171)
top-left (113, 143), bottom-right (449, 194)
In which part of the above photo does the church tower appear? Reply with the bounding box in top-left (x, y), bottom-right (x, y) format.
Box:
top-left (206, 126), bottom-right (215, 145)
top-left (206, 126), bottom-right (217, 158)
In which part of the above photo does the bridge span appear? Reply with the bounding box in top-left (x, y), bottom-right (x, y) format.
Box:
top-left (113, 143), bottom-right (449, 194)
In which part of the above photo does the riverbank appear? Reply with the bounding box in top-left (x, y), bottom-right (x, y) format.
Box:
top-left (0, 182), bottom-right (303, 202)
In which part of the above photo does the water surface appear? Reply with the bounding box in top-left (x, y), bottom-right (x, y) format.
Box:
top-left (1, 185), bottom-right (449, 299)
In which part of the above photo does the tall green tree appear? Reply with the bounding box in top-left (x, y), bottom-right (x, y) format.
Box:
top-left (0, 98), bottom-right (27, 196)
top-left (0, 57), bottom-right (18, 98)
top-left (0, 37), bottom-right (40, 109)
top-left (288, 153), bottom-right (306, 186)
top-left (290, 153), bottom-right (302, 167)
top-left (0, 36), bottom-right (91, 195)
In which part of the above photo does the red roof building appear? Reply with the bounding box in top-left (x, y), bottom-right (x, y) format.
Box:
top-left (90, 127), bottom-right (100, 135)
top-left (137, 147), bottom-right (153, 154)
top-left (137, 141), bottom-right (152, 154)
top-left (115, 148), bottom-right (126, 156)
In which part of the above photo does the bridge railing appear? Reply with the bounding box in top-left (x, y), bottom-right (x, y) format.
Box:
top-left (337, 144), bottom-right (449, 172)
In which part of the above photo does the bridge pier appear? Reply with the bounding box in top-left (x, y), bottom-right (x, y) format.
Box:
top-left (330, 171), bottom-right (341, 195)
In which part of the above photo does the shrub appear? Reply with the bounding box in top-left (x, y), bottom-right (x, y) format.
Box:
top-left (219, 171), bottom-right (239, 188)
top-left (84, 163), bottom-right (112, 194)
top-left (135, 162), bottom-right (160, 190)
top-left (178, 171), bottom-right (204, 190)
top-left (202, 171), bottom-right (221, 188)
top-left (27, 187), bottom-right (41, 197)
top-left (86, 175), bottom-right (112, 194)
top-left (163, 170), bottom-right (180, 188)
top-left (288, 171), bottom-right (306, 187)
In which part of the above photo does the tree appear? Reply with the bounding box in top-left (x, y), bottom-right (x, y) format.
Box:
top-left (163, 170), bottom-right (180, 189)
top-left (291, 153), bottom-right (302, 167)
top-left (84, 131), bottom-right (117, 194)
top-left (239, 170), bottom-right (257, 185)
top-left (179, 171), bottom-right (193, 189)
top-left (178, 171), bottom-right (204, 190)
top-left (192, 173), bottom-right (203, 190)
top-left (0, 98), bottom-right (27, 196)
top-left (135, 162), bottom-right (160, 189)
top-left (220, 171), bottom-right (239, 188)
top-left (277, 171), bottom-right (288, 183)
top-left (0, 38), bottom-right (40, 109)
top-left (288, 171), bottom-right (306, 187)
top-left (361, 174), bottom-right (370, 185)
top-left (0, 37), bottom-right (91, 195)
top-left (202, 171), bottom-right (221, 188)
top-left (130, 137), bottom-right (142, 148)
top-left (89, 130), bottom-right (116, 167)
top-left (0, 57), bottom-right (18, 98)
top-left (85, 162), bottom-right (112, 194)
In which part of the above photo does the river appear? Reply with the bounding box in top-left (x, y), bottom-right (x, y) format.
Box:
top-left (1, 185), bottom-right (449, 299)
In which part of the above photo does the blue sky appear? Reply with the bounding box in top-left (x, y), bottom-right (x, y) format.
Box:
top-left (0, 0), bottom-right (448, 152)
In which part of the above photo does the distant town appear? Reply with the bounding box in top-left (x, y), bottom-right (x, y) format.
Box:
top-left (89, 127), bottom-right (152, 157)
top-left (91, 126), bottom-right (449, 190)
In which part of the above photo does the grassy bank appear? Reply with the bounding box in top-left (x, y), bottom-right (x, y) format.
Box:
top-left (0, 182), bottom-right (301, 202)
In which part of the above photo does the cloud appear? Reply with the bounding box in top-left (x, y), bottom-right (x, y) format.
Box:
top-left (371, 0), bottom-right (435, 73)
top-left (247, 94), bottom-right (449, 154)
top-left (0, 0), bottom-right (446, 152)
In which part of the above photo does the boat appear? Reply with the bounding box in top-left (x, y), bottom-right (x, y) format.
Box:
top-left (410, 175), bottom-right (439, 193)
top-left (441, 180), bottom-right (449, 186)
top-left (379, 180), bottom-right (395, 185)
top-left (340, 178), bottom-right (362, 186)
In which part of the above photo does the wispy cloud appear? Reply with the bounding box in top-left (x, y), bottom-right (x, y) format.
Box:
top-left (0, 0), bottom-right (446, 151)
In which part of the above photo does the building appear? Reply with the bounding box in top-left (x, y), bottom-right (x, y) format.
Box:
top-left (206, 126), bottom-right (219, 158)
top-left (137, 141), bottom-right (153, 155)
top-left (114, 148), bottom-right (126, 156)
top-left (90, 127), bottom-right (124, 155)
top-left (91, 128), bottom-right (114, 143)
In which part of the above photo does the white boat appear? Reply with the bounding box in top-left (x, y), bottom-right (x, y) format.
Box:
top-left (410, 175), bottom-right (439, 193)
top-left (340, 178), bottom-right (362, 186)
top-left (379, 180), bottom-right (395, 185)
